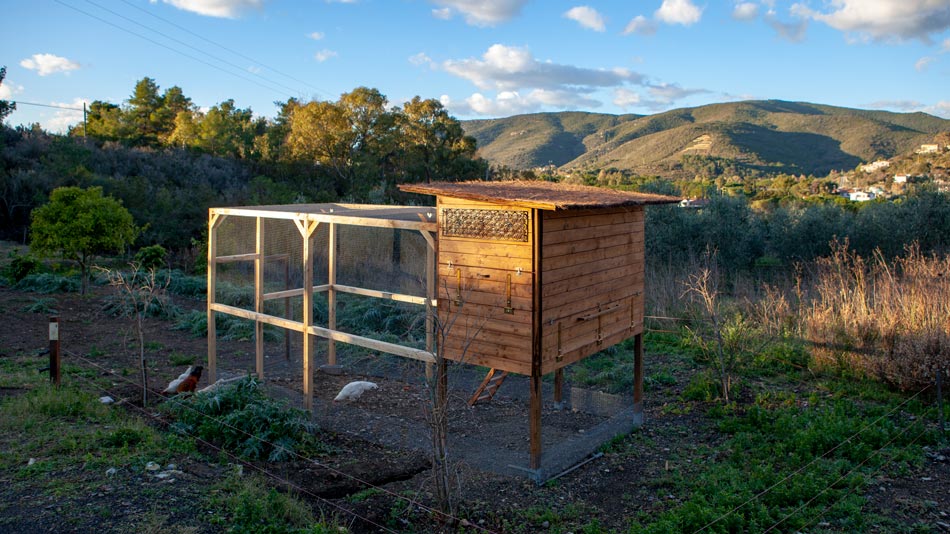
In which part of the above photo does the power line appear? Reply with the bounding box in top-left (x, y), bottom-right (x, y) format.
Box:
top-left (82, 0), bottom-right (308, 98)
top-left (53, 0), bottom-right (297, 100)
top-left (11, 101), bottom-right (84, 111)
top-left (116, 0), bottom-right (332, 100)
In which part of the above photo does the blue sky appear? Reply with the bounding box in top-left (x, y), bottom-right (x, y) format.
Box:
top-left (2, 0), bottom-right (949, 132)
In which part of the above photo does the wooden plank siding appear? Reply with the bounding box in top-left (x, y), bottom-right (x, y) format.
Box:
top-left (540, 206), bottom-right (645, 374)
top-left (436, 197), bottom-right (535, 374)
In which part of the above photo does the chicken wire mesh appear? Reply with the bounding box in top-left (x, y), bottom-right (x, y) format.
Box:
top-left (211, 212), bottom-right (431, 379)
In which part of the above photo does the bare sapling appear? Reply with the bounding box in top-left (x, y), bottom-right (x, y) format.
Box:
top-left (683, 249), bottom-right (763, 402)
top-left (99, 263), bottom-right (170, 407)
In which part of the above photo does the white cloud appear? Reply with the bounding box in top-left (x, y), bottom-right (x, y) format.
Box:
top-left (45, 98), bottom-right (89, 133)
top-left (451, 89), bottom-right (600, 116)
top-left (20, 53), bottom-right (80, 76)
top-left (431, 7), bottom-right (452, 20)
top-left (623, 15), bottom-right (657, 35)
top-left (866, 99), bottom-right (924, 111)
top-left (613, 88), bottom-right (641, 109)
top-left (161, 0), bottom-right (264, 18)
top-left (564, 6), bottom-right (606, 32)
top-left (732, 2), bottom-right (759, 21)
top-left (643, 82), bottom-right (709, 109)
top-left (308, 31), bottom-right (324, 40)
top-left (655, 0), bottom-right (703, 26)
top-left (314, 49), bottom-right (338, 62)
top-left (0, 79), bottom-right (23, 100)
top-left (766, 12), bottom-right (808, 42)
top-left (409, 52), bottom-right (433, 67)
top-left (429, 0), bottom-right (528, 26)
top-left (928, 101), bottom-right (950, 118)
top-left (793, 0), bottom-right (950, 42)
top-left (441, 44), bottom-right (643, 91)
top-left (915, 56), bottom-right (936, 71)
top-left (942, 37), bottom-right (950, 52)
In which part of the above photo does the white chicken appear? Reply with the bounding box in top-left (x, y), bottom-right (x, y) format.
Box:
top-left (334, 381), bottom-right (378, 402)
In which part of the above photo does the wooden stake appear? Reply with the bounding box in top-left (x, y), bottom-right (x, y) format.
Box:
top-left (49, 316), bottom-right (60, 387)
top-left (633, 332), bottom-right (644, 423)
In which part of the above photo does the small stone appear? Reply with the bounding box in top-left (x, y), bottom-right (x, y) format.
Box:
top-left (106, 468), bottom-right (117, 476)
top-left (145, 462), bottom-right (160, 471)
top-left (99, 396), bottom-right (115, 404)
top-left (165, 463), bottom-right (177, 471)
top-left (27, 458), bottom-right (36, 466)
top-left (541, 520), bottom-right (550, 528)
top-left (921, 477), bottom-right (933, 481)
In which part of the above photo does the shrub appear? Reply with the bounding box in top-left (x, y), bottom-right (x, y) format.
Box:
top-left (134, 245), bottom-right (167, 270)
top-left (2, 252), bottom-right (42, 284)
top-left (14, 273), bottom-right (80, 293)
top-left (164, 377), bottom-right (319, 462)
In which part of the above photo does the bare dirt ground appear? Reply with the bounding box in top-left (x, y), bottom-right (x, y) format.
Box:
top-left (1, 283), bottom-right (948, 533)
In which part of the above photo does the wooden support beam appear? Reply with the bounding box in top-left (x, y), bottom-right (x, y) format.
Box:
top-left (207, 212), bottom-right (223, 384)
top-left (327, 222), bottom-right (337, 367)
top-left (554, 368), bottom-right (564, 409)
top-left (530, 209), bottom-right (543, 470)
top-left (307, 325), bottom-right (436, 363)
top-left (332, 284), bottom-right (432, 306)
top-left (255, 217), bottom-right (264, 379)
top-left (297, 219), bottom-right (319, 411)
top-left (633, 332), bottom-right (644, 425)
top-left (424, 230), bottom-right (436, 381)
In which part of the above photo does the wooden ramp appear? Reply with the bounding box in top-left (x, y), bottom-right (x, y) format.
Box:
top-left (468, 369), bottom-right (509, 406)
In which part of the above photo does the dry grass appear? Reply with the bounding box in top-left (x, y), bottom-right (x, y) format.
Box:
top-left (800, 241), bottom-right (949, 389)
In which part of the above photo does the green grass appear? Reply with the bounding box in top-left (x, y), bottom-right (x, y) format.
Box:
top-left (209, 473), bottom-right (344, 534)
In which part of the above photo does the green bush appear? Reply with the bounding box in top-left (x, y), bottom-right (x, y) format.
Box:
top-left (14, 273), bottom-right (80, 293)
top-left (2, 252), bottom-right (43, 284)
top-left (163, 377), bottom-right (319, 462)
top-left (134, 244), bottom-right (167, 270)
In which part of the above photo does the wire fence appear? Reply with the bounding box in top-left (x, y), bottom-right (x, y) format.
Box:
top-left (63, 348), bottom-right (499, 534)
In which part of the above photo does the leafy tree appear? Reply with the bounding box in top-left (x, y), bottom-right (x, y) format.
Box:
top-left (397, 96), bottom-right (479, 185)
top-left (127, 77), bottom-right (164, 144)
top-left (74, 101), bottom-right (127, 140)
top-left (0, 66), bottom-right (15, 123)
top-left (30, 186), bottom-right (139, 294)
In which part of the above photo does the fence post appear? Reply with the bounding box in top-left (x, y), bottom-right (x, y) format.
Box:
top-left (49, 316), bottom-right (60, 387)
top-left (938, 369), bottom-right (945, 433)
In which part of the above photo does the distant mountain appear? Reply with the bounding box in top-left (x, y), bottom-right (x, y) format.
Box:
top-left (461, 100), bottom-right (950, 177)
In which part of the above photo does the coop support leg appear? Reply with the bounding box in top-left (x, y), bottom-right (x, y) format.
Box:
top-left (633, 332), bottom-right (644, 426)
top-left (553, 368), bottom-right (564, 410)
top-left (529, 371), bottom-right (542, 470)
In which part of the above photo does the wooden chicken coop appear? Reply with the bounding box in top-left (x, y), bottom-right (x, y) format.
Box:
top-left (206, 181), bottom-right (678, 475)
top-left (399, 181), bottom-right (679, 470)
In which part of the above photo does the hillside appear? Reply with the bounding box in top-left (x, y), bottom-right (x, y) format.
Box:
top-left (462, 100), bottom-right (950, 177)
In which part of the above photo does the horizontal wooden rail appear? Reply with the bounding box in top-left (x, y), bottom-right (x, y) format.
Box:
top-left (214, 253), bottom-right (259, 263)
top-left (307, 325), bottom-right (435, 363)
top-left (209, 303), bottom-right (435, 363)
top-left (262, 284), bottom-right (331, 301)
top-left (210, 303), bottom-right (303, 331)
top-left (577, 304), bottom-right (621, 321)
top-left (333, 283), bottom-right (435, 307)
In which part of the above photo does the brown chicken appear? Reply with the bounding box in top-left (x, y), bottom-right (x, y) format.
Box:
top-left (163, 365), bottom-right (203, 394)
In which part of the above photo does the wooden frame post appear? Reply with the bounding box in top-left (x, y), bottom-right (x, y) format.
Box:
top-left (255, 217), bottom-right (265, 379)
top-left (207, 212), bottom-right (223, 384)
top-left (553, 368), bottom-right (564, 409)
top-left (49, 316), bottom-right (61, 387)
top-left (295, 218), bottom-right (319, 411)
top-left (423, 230), bottom-right (436, 381)
top-left (327, 222), bottom-right (337, 367)
top-left (633, 332), bottom-right (644, 425)
top-left (529, 209), bottom-right (543, 471)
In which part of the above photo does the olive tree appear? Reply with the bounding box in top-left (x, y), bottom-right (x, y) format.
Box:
top-left (30, 186), bottom-right (139, 294)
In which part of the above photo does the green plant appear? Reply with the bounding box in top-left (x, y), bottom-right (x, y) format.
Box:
top-left (163, 377), bottom-right (319, 461)
top-left (22, 297), bottom-right (57, 314)
top-left (2, 251), bottom-right (42, 283)
top-left (134, 244), bottom-right (167, 270)
top-left (30, 186), bottom-right (140, 294)
top-left (14, 273), bottom-right (80, 294)
top-left (168, 351), bottom-right (196, 366)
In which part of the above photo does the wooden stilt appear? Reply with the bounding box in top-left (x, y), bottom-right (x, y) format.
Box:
top-left (529, 371), bottom-right (542, 470)
top-left (553, 368), bottom-right (564, 409)
top-left (529, 208), bottom-right (544, 471)
top-left (633, 332), bottom-right (644, 424)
